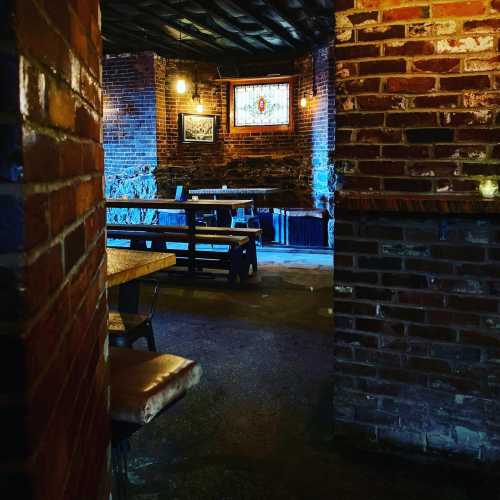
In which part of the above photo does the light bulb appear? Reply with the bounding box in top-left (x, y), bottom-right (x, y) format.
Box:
top-left (196, 102), bottom-right (204, 113)
top-left (300, 96), bottom-right (307, 108)
top-left (176, 78), bottom-right (186, 94)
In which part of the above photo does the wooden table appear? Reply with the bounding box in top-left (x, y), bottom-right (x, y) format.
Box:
top-left (189, 188), bottom-right (280, 196)
top-left (107, 248), bottom-right (176, 312)
top-left (107, 198), bottom-right (253, 274)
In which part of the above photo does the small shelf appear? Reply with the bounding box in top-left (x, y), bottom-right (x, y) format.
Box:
top-left (335, 191), bottom-right (500, 214)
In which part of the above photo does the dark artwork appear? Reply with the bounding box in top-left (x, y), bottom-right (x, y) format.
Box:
top-left (179, 113), bottom-right (217, 143)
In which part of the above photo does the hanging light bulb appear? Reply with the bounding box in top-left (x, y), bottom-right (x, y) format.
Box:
top-left (300, 94), bottom-right (307, 108)
top-left (196, 102), bottom-right (204, 113)
top-left (176, 78), bottom-right (186, 94)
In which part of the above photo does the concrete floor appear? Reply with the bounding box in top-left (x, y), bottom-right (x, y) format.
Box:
top-left (125, 249), bottom-right (497, 500)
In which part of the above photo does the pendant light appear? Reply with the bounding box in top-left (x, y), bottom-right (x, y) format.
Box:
top-left (176, 31), bottom-right (187, 94)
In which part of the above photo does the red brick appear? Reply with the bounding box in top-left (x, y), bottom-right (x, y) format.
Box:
top-left (382, 145), bottom-right (430, 159)
top-left (433, 1), bottom-right (486, 18)
top-left (49, 185), bottom-right (76, 235)
top-left (386, 112), bottom-right (437, 127)
top-left (413, 58), bottom-right (460, 73)
top-left (383, 178), bottom-right (433, 192)
top-left (343, 78), bottom-right (381, 93)
top-left (359, 59), bottom-right (406, 75)
top-left (440, 75), bottom-right (491, 91)
top-left (457, 128), bottom-right (500, 142)
top-left (357, 129), bottom-right (402, 143)
top-left (357, 95), bottom-right (406, 111)
top-left (48, 80), bottom-right (75, 131)
top-left (343, 176), bottom-right (381, 190)
top-left (22, 129), bottom-right (61, 182)
top-left (358, 24), bottom-right (406, 42)
top-left (385, 41), bottom-right (434, 57)
top-left (336, 144), bottom-right (380, 159)
top-left (383, 6), bottom-right (429, 22)
top-left (359, 161), bottom-right (405, 176)
top-left (336, 44), bottom-right (380, 60)
top-left (385, 77), bottom-right (436, 94)
top-left (463, 19), bottom-right (500, 33)
top-left (412, 95), bottom-right (459, 108)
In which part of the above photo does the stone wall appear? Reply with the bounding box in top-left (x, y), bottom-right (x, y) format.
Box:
top-left (333, 0), bottom-right (500, 465)
top-left (1, 0), bottom-right (109, 497)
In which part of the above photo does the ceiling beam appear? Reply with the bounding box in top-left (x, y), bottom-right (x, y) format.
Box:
top-left (188, 0), bottom-right (276, 52)
top-left (223, 0), bottom-right (301, 50)
top-left (104, 23), bottom-right (184, 58)
top-left (294, 0), bottom-right (332, 18)
top-left (265, 0), bottom-right (316, 44)
top-left (154, 0), bottom-right (256, 54)
top-left (108, 4), bottom-right (224, 53)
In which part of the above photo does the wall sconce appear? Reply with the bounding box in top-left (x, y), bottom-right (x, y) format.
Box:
top-left (192, 74), bottom-right (203, 113)
top-left (479, 178), bottom-right (499, 198)
top-left (300, 94), bottom-right (308, 109)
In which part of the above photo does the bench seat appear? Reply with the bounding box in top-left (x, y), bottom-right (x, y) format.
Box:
top-left (107, 229), bottom-right (252, 282)
top-left (108, 224), bottom-right (260, 273)
top-left (107, 229), bottom-right (249, 247)
top-left (108, 224), bottom-right (262, 238)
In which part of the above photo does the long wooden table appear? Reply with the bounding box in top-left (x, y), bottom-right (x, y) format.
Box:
top-left (107, 248), bottom-right (176, 312)
top-left (107, 198), bottom-right (253, 274)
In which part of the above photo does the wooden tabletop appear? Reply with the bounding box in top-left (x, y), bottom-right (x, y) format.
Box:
top-left (107, 248), bottom-right (176, 287)
top-left (189, 188), bottom-right (280, 195)
top-left (106, 198), bottom-right (253, 210)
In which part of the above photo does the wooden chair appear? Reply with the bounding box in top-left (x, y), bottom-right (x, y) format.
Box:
top-left (110, 347), bottom-right (202, 499)
top-left (109, 280), bottom-right (160, 351)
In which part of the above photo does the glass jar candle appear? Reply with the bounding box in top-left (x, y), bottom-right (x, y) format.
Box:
top-left (479, 178), bottom-right (499, 198)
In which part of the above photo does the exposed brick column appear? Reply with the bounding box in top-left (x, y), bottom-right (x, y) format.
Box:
top-left (0, 0), bottom-right (109, 497)
top-left (333, 0), bottom-right (500, 465)
top-left (335, 0), bottom-right (499, 193)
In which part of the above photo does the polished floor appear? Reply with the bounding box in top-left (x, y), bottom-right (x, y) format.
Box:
top-left (124, 249), bottom-right (497, 500)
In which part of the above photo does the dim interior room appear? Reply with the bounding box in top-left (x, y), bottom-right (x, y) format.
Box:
top-left (1, 0), bottom-right (500, 499)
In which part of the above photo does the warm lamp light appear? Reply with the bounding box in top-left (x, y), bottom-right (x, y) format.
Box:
top-left (176, 78), bottom-right (186, 94)
top-left (196, 102), bottom-right (204, 113)
top-left (300, 95), bottom-right (307, 108)
top-left (479, 178), bottom-right (499, 198)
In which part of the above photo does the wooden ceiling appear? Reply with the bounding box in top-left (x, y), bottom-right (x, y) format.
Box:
top-left (101, 0), bottom-right (333, 62)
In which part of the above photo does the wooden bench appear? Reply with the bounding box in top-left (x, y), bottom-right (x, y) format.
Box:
top-left (108, 223), bottom-right (262, 272)
top-left (107, 229), bottom-right (251, 283)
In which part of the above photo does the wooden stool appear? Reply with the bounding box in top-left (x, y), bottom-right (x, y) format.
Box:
top-left (110, 347), bottom-right (202, 499)
top-left (109, 280), bottom-right (160, 351)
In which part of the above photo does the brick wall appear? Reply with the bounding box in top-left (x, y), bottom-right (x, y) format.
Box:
top-left (334, 210), bottom-right (500, 464)
top-left (333, 0), bottom-right (500, 465)
top-left (335, 0), bottom-right (500, 194)
top-left (1, 0), bottom-right (109, 498)
top-left (103, 52), bottom-right (159, 224)
top-left (104, 49), bottom-right (335, 208)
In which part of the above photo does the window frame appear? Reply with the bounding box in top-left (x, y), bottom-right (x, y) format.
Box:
top-left (228, 76), bottom-right (294, 134)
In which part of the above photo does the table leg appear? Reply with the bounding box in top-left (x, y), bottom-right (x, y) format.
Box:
top-left (118, 280), bottom-right (140, 313)
top-left (186, 209), bottom-right (196, 275)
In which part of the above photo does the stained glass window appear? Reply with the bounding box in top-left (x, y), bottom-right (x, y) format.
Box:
top-left (233, 83), bottom-right (290, 127)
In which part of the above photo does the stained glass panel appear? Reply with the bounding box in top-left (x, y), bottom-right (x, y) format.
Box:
top-left (234, 83), bottom-right (290, 127)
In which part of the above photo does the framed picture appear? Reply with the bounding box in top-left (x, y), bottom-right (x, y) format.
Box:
top-left (179, 113), bottom-right (217, 143)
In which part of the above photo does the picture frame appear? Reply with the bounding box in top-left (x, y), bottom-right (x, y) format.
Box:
top-left (179, 113), bottom-right (217, 143)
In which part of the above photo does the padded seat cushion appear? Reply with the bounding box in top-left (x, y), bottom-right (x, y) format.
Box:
top-left (108, 312), bottom-right (148, 333)
top-left (110, 347), bottom-right (202, 425)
